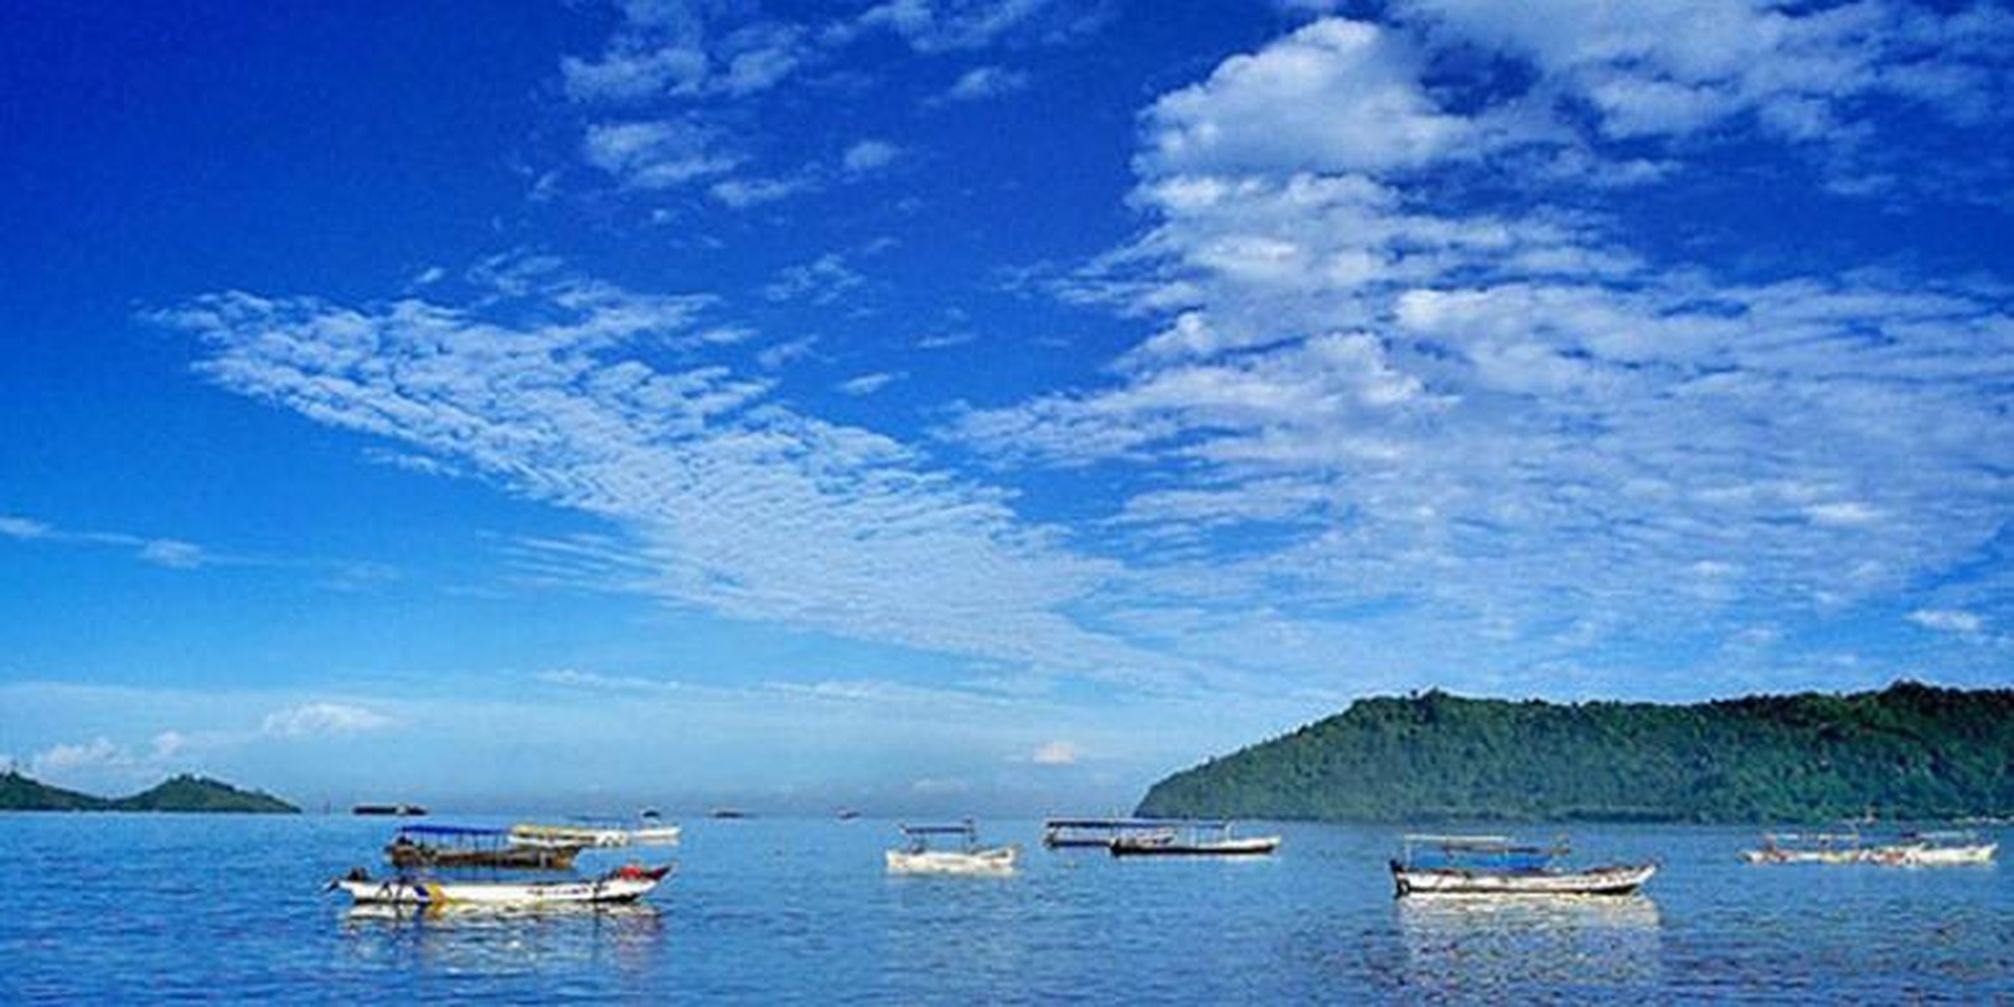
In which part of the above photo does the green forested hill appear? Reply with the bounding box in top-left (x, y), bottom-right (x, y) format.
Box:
top-left (1135, 682), bottom-right (2014, 823)
top-left (0, 770), bottom-right (297, 813)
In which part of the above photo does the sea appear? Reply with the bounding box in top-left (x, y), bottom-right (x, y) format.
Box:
top-left (0, 815), bottom-right (2008, 1003)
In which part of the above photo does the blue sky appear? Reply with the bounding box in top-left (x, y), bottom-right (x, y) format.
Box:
top-left (3, 0), bottom-right (2011, 813)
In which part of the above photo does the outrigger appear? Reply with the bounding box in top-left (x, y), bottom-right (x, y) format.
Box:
top-left (1390, 834), bottom-right (1655, 897)
top-left (385, 824), bottom-right (582, 871)
top-left (1108, 819), bottom-right (1281, 857)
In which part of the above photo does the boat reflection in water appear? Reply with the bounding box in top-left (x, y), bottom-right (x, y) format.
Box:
top-left (1396, 895), bottom-right (1662, 999)
top-left (340, 901), bottom-right (666, 976)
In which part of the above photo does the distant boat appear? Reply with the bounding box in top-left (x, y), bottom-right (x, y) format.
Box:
top-left (510, 821), bottom-right (633, 850)
top-left (710, 808), bottom-right (749, 819)
top-left (1868, 830), bottom-right (1997, 866)
top-left (1044, 817), bottom-right (1177, 850)
top-left (1108, 819), bottom-right (1279, 857)
top-left (632, 810), bottom-right (683, 846)
top-left (353, 803), bottom-right (427, 817)
top-left (1741, 831), bottom-right (1866, 864)
top-left (1391, 834), bottom-right (1655, 897)
top-left (385, 824), bottom-right (580, 871)
top-left (885, 821), bottom-right (1019, 875)
top-left (836, 808), bottom-right (862, 821)
top-left (329, 863), bottom-right (672, 907)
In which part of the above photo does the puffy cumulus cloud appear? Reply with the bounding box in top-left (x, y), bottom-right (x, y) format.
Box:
top-left (842, 139), bottom-right (901, 174)
top-left (260, 703), bottom-right (396, 739)
top-left (945, 12), bottom-right (2014, 692)
top-left (941, 64), bottom-right (1029, 102)
top-left (1029, 739), bottom-right (1080, 765)
top-left (158, 265), bottom-right (1188, 687)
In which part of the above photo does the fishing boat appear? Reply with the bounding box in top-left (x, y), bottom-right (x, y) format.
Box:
top-left (885, 821), bottom-right (1019, 875)
top-left (1741, 831), bottom-right (1867, 864)
top-left (1390, 835), bottom-right (1656, 897)
top-left (1108, 819), bottom-right (1281, 857)
top-left (1042, 818), bottom-right (1178, 849)
top-left (329, 863), bottom-right (672, 907)
top-left (632, 810), bottom-right (683, 846)
top-left (1867, 830), bottom-right (1998, 866)
top-left (353, 803), bottom-right (427, 817)
top-left (513, 812), bottom-right (682, 848)
top-left (385, 824), bottom-right (581, 870)
top-left (710, 807), bottom-right (749, 820)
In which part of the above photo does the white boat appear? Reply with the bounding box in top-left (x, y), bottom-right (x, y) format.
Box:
top-left (885, 821), bottom-right (1019, 875)
top-left (1741, 831), bottom-right (1867, 864)
top-left (1042, 817), bottom-right (1177, 849)
top-left (1868, 830), bottom-right (1998, 866)
top-left (329, 863), bottom-right (673, 907)
top-left (510, 813), bottom-right (683, 849)
top-left (630, 810), bottom-right (683, 846)
top-left (1391, 834), bottom-right (1656, 897)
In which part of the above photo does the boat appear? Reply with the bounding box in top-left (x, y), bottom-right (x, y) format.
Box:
top-left (1741, 831), bottom-right (1867, 864)
top-left (385, 824), bottom-right (581, 870)
top-left (329, 863), bottom-right (672, 907)
top-left (1108, 820), bottom-right (1280, 857)
top-left (1867, 830), bottom-right (1998, 866)
top-left (1042, 818), bottom-right (1178, 849)
top-left (710, 808), bottom-right (749, 819)
top-left (1390, 834), bottom-right (1656, 897)
top-left (836, 808), bottom-right (862, 821)
top-left (353, 803), bottom-right (427, 817)
top-left (513, 813), bottom-right (682, 849)
top-left (885, 821), bottom-right (1019, 875)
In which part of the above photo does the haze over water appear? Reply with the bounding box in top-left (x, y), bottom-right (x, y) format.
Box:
top-left (2, 815), bottom-right (2008, 1002)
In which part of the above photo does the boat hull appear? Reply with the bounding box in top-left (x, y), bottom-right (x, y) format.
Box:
top-left (1871, 842), bottom-right (1997, 866)
top-left (335, 867), bottom-right (670, 907)
top-left (1393, 863), bottom-right (1656, 897)
top-left (885, 847), bottom-right (1019, 875)
top-left (1110, 836), bottom-right (1282, 857)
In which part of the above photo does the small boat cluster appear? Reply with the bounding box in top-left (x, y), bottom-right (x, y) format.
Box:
top-left (328, 812), bottom-right (1999, 909)
top-left (1742, 829), bottom-right (1998, 866)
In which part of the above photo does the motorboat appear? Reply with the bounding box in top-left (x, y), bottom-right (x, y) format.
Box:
top-left (1741, 831), bottom-right (1867, 864)
top-left (352, 803), bottom-right (427, 817)
top-left (1868, 830), bottom-right (1998, 866)
top-left (510, 821), bottom-right (632, 849)
top-left (1108, 819), bottom-right (1281, 857)
top-left (386, 824), bottom-right (581, 870)
top-left (1390, 834), bottom-right (1656, 897)
top-left (631, 810), bottom-right (683, 846)
top-left (1042, 818), bottom-right (1178, 850)
top-left (885, 821), bottom-right (1019, 875)
top-left (329, 863), bottom-right (672, 907)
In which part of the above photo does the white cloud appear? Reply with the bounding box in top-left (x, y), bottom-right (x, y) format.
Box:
top-left (33, 737), bottom-right (130, 773)
top-left (0, 516), bottom-right (50, 539)
top-left (259, 702), bottom-right (395, 739)
top-left (762, 253), bottom-right (865, 304)
top-left (910, 776), bottom-right (970, 794)
top-left (583, 119), bottom-right (741, 189)
top-left (842, 139), bottom-right (900, 174)
top-left (1908, 609), bottom-right (1982, 634)
top-left (138, 539), bottom-right (207, 569)
top-left (942, 64), bottom-right (1029, 101)
top-left (709, 175), bottom-right (815, 209)
top-left (1030, 739), bottom-right (1080, 765)
top-left (836, 372), bottom-right (903, 397)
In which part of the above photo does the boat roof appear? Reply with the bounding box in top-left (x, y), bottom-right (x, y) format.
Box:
top-left (1044, 818), bottom-right (1172, 829)
top-left (900, 821), bottom-right (977, 834)
top-left (1402, 834), bottom-right (1564, 853)
top-left (397, 824), bottom-right (508, 837)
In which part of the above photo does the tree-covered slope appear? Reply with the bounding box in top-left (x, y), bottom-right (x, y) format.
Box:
top-left (0, 770), bottom-right (108, 810)
top-left (0, 771), bottom-right (297, 813)
top-left (109, 774), bottom-right (298, 813)
top-left (1136, 682), bottom-right (2014, 823)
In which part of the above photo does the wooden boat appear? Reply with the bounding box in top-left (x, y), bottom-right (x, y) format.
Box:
top-left (513, 812), bottom-right (682, 849)
top-left (1741, 831), bottom-right (1866, 864)
top-left (330, 863), bottom-right (672, 907)
top-left (1042, 818), bottom-right (1178, 849)
top-left (1391, 834), bottom-right (1656, 897)
top-left (386, 825), bottom-right (581, 870)
top-left (885, 821), bottom-right (1019, 875)
top-left (1868, 830), bottom-right (1998, 866)
top-left (1108, 820), bottom-right (1280, 857)
top-left (710, 808), bottom-right (749, 819)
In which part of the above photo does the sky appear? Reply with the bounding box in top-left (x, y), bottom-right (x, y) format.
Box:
top-left (2, 0), bottom-right (2011, 814)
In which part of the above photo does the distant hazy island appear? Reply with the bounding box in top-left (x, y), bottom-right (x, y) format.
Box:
top-left (0, 771), bottom-right (298, 814)
top-left (1137, 682), bottom-right (2014, 824)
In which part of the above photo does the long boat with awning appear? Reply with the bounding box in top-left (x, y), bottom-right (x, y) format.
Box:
top-left (1390, 834), bottom-right (1655, 897)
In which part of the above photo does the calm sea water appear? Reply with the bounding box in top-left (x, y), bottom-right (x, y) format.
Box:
top-left (0, 815), bottom-right (2008, 1002)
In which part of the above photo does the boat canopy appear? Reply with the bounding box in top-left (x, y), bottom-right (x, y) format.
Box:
top-left (900, 821), bottom-right (977, 835)
top-left (397, 824), bottom-right (509, 837)
top-left (1043, 818), bottom-right (1169, 829)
